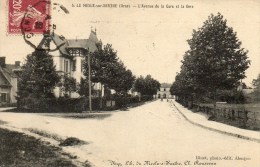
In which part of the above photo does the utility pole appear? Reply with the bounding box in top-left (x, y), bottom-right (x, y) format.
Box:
top-left (88, 51), bottom-right (92, 112)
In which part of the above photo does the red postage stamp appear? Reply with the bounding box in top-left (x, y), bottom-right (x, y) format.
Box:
top-left (8, 0), bottom-right (51, 34)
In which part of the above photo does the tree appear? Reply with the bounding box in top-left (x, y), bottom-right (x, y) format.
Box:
top-left (134, 75), bottom-right (160, 96)
top-left (171, 13), bottom-right (250, 104)
top-left (82, 43), bottom-right (135, 95)
top-left (18, 50), bottom-right (60, 99)
top-left (62, 74), bottom-right (77, 97)
top-left (189, 13), bottom-right (249, 93)
top-left (77, 77), bottom-right (101, 97)
top-left (77, 78), bottom-right (90, 97)
top-left (252, 74), bottom-right (260, 91)
top-left (251, 74), bottom-right (260, 102)
top-left (108, 60), bottom-right (135, 95)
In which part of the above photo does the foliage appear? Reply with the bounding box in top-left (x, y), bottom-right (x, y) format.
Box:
top-left (62, 74), bottom-right (77, 96)
top-left (134, 75), bottom-right (160, 96)
top-left (252, 74), bottom-right (260, 91)
top-left (250, 74), bottom-right (260, 102)
top-left (78, 78), bottom-right (89, 97)
top-left (107, 60), bottom-right (135, 94)
top-left (77, 78), bottom-right (100, 97)
top-left (18, 50), bottom-right (60, 99)
top-left (82, 44), bottom-right (135, 95)
top-left (171, 13), bottom-right (250, 103)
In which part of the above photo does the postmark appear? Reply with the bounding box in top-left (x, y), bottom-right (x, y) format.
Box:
top-left (8, 0), bottom-right (51, 35)
top-left (16, 0), bottom-right (69, 52)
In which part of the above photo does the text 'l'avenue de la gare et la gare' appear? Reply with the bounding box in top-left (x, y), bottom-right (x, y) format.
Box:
top-left (72, 3), bottom-right (194, 9)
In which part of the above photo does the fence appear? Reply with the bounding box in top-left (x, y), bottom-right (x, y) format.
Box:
top-left (193, 103), bottom-right (260, 130)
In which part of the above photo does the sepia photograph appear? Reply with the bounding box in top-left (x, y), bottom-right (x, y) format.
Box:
top-left (0, 0), bottom-right (259, 166)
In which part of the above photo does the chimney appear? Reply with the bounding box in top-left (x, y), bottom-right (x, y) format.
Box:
top-left (15, 61), bottom-right (21, 67)
top-left (0, 57), bottom-right (6, 67)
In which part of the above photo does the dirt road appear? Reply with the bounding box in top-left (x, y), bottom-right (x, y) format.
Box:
top-left (0, 100), bottom-right (259, 167)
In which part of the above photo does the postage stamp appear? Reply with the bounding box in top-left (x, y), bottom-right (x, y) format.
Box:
top-left (8, 0), bottom-right (51, 34)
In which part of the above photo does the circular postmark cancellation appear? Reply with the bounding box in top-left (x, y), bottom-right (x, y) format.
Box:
top-left (20, 0), bottom-right (52, 51)
top-left (8, 0), bottom-right (49, 34)
top-left (8, 0), bottom-right (69, 52)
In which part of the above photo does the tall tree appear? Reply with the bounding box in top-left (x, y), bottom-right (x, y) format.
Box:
top-left (82, 43), bottom-right (135, 95)
top-left (18, 50), bottom-right (60, 99)
top-left (172, 13), bottom-right (250, 103)
top-left (134, 75), bottom-right (160, 96)
top-left (108, 61), bottom-right (135, 95)
top-left (188, 13), bottom-right (250, 93)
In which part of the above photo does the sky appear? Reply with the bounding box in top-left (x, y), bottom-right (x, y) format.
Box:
top-left (0, 0), bottom-right (259, 86)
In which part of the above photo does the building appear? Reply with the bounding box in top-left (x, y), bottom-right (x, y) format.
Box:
top-left (157, 83), bottom-right (172, 99)
top-left (38, 29), bottom-right (103, 98)
top-left (0, 57), bottom-right (21, 105)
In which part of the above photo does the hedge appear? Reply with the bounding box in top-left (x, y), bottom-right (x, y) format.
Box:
top-left (17, 95), bottom-right (148, 112)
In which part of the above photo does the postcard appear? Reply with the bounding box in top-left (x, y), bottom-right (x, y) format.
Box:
top-left (0, 0), bottom-right (259, 167)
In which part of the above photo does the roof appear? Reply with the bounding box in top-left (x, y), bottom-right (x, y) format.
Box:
top-left (51, 33), bottom-right (69, 55)
top-left (4, 64), bottom-right (21, 77)
top-left (160, 83), bottom-right (171, 88)
top-left (88, 30), bottom-right (99, 42)
top-left (0, 64), bottom-right (21, 87)
top-left (38, 30), bottom-right (99, 55)
top-left (0, 68), bottom-right (11, 87)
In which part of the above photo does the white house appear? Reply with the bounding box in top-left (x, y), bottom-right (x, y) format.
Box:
top-left (38, 29), bottom-right (103, 98)
top-left (157, 83), bottom-right (172, 99)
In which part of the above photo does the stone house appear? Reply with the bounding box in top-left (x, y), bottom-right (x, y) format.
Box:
top-left (0, 57), bottom-right (21, 105)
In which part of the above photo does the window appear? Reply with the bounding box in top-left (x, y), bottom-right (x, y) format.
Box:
top-left (64, 60), bottom-right (69, 73)
top-left (81, 59), bottom-right (84, 72)
top-left (69, 49), bottom-right (81, 57)
top-left (72, 60), bottom-right (76, 71)
top-left (1, 93), bottom-right (7, 102)
top-left (164, 88), bottom-right (166, 91)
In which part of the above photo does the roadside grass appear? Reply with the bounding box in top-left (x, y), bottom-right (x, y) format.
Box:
top-left (25, 128), bottom-right (90, 147)
top-left (59, 137), bottom-right (89, 147)
top-left (25, 128), bottom-right (63, 142)
top-left (0, 128), bottom-right (78, 167)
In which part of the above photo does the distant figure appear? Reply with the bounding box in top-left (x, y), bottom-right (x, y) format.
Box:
top-left (161, 97), bottom-right (163, 101)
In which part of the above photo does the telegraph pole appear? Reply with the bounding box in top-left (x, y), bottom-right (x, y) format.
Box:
top-left (88, 51), bottom-right (92, 112)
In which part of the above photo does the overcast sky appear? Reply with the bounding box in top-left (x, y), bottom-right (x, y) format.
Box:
top-left (0, 0), bottom-right (259, 86)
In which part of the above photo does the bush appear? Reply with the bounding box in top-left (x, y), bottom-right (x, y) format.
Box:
top-left (141, 95), bottom-right (153, 101)
top-left (217, 90), bottom-right (246, 104)
top-left (129, 96), bottom-right (140, 103)
top-left (115, 97), bottom-right (130, 108)
top-left (18, 94), bottom-right (151, 113)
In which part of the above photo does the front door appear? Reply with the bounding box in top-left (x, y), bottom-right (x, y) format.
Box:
top-left (163, 93), bottom-right (166, 99)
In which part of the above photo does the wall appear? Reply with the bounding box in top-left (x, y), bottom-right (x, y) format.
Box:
top-left (0, 87), bottom-right (11, 105)
top-left (10, 77), bottom-right (17, 103)
top-left (157, 88), bottom-right (171, 98)
top-left (194, 103), bottom-right (260, 130)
